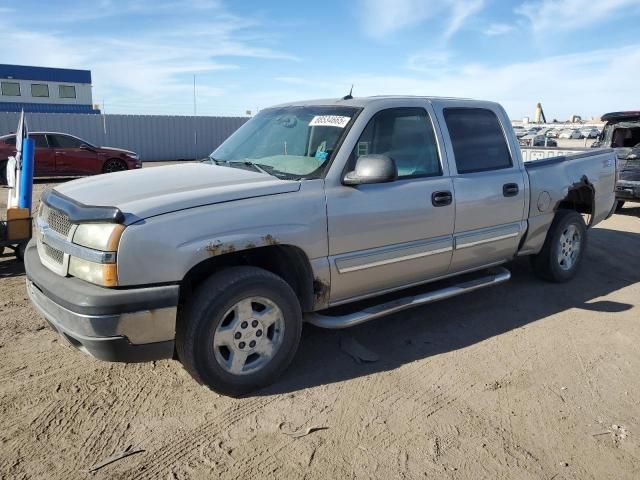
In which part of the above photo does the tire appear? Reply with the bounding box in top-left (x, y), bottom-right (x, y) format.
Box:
top-left (615, 200), bottom-right (625, 212)
top-left (15, 243), bottom-right (26, 261)
top-left (0, 159), bottom-right (7, 186)
top-left (102, 158), bottom-right (128, 174)
top-left (530, 210), bottom-right (587, 283)
top-left (176, 266), bottom-right (302, 396)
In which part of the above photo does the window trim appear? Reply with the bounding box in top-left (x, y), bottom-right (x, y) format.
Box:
top-left (1, 81), bottom-right (21, 97)
top-left (31, 83), bottom-right (50, 98)
top-left (58, 84), bottom-right (77, 99)
top-left (347, 106), bottom-right (444, 181)
top-left (443, 107), bottom-right (513, 175)
top-left (31, 134), bottom-right (50, 148)
top-left (47, 133), bottom-right (83, 149)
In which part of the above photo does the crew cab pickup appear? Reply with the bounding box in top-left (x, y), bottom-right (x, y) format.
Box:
top-left (25, 96), bottom-right (617, 395)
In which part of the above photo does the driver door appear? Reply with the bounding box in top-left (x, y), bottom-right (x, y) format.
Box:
top-left (48, 133), bottom-right (99, 175)
top-left (325, 105), bottom-right (455, 304)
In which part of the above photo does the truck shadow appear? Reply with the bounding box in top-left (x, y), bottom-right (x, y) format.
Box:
top-left (0, 254), bottom-right (25, 279)
top-left (617, 203), bottom-right (640, 217)
top-left (261, 225), bottom-right (639, 396)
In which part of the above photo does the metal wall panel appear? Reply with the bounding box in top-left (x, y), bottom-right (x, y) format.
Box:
top-left (0, 112), bottom-right (247, 161)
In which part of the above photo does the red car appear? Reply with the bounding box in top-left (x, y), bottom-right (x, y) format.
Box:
top-left (0, 132), bottom-right (141, 184)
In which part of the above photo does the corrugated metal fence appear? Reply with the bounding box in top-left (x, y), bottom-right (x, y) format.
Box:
top-left (0, 112), bottom-right (248, 161)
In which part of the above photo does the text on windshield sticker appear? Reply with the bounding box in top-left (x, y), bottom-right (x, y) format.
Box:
top-left (309, 115), bottom-right (351, 128)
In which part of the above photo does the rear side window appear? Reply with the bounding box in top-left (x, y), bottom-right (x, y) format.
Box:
top-left (48, 134), bottom-right (82, 148)
top-left (31, 134), bottom-right (49, 148)
top-left (444, 108), bottom-right (512, 174)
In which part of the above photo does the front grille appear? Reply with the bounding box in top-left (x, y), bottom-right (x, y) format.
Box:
top-left (46, 208), bottom-right (72, 237)
top-left (36, 201), bottom-right (74, 275)
top-left (44, 243), bottom-right (64, 264)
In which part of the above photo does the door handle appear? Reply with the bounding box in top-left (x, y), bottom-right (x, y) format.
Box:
top-left (503, 183), bottom-right (519, 197)
top-left (431, 191), bottom-right (453, 207)
top-left (57, 151), bottom-right (66, 155)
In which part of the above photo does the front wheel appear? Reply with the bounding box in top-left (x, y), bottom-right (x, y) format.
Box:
top-left (176, 266), bottom-right (302, 396)
top-left (102, 158), bottom-right (128, 174)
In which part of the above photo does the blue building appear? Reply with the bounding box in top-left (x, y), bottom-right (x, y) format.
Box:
top-left (0, 64), bottom-right (100, 114)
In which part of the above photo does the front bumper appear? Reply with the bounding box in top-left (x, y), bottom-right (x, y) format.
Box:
top-left (616, 181), bottom-right (640, 201)
top-left (24, 241), bottom-right (178, 362)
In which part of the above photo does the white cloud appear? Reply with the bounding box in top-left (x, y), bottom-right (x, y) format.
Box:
top-left (274, 44), bottom-right (640, 121)
top-left (484, 23), bottom-right (515, 36)
top-left (358, 0), bottom-right (485, 40)
top-left (407, 51), bottom-right (452, 73)
top-left (516, 0), bottom-right (640, 33)
top-left (444, 0), bottom-right (484, 39)
top-left (0, 4), bottom-right (296, 115)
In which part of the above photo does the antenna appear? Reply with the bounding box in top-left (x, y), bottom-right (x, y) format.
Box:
top-left (343, 85), bottom-right (354, 100)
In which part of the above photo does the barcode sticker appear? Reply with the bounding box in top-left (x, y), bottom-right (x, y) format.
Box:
top-left (309, 115), bottom-right (351, 128)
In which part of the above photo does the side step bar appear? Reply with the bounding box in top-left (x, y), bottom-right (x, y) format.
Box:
top-left (305, 266), bottom-right (511, 329)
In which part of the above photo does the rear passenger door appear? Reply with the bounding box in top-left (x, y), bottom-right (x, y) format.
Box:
top-left (435, 104), bottom-right (526, 272)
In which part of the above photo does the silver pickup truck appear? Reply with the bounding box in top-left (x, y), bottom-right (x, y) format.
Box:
top-left (25, 96), bottom-right (616, 395)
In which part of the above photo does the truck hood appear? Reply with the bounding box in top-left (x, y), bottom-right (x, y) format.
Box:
top-left (54, 163), bottom-right (301, 223)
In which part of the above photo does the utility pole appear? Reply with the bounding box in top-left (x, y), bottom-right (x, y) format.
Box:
top-left (193, 75), bottom-right (197, 160)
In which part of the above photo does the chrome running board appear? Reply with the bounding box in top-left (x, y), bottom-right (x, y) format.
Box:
top-left (305, 266), bottom-right (511, 329)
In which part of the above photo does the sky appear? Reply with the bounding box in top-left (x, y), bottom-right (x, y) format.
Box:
top-left (1, 0), bottom-right (639, 120)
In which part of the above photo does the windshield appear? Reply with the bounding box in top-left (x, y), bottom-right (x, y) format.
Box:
top-left (210, 105), bottom-right (359, 179)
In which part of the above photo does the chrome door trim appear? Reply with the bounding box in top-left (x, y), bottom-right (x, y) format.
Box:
top-left (453, 222), bottom-right (524, 250)
top-left (455, 231), bottom-right (519, 250)
top-left (338, 246), bottom-right (453, 273)
top-left (334, 236), bottom-right (453, 274)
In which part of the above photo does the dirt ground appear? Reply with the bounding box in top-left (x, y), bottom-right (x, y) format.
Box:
top-left (0, 177), bottom-right (639, 480)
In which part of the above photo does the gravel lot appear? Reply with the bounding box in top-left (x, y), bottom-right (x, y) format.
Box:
top-left (1, 173), bottom-right (639, 479)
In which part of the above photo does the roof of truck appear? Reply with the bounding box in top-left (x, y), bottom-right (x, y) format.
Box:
top-left (270, 95), bottom-right (480, 109)
top-left (601, 111), bottom-right (640, 122)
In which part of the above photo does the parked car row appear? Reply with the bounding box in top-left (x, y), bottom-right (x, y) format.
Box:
top-left (514, 125), bottom-right (602, 141)
top-left (0, 132), bottom-right (141, 185)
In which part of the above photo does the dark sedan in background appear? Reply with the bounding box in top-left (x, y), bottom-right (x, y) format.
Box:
top-left (0, 132), bottom-right (141, 184)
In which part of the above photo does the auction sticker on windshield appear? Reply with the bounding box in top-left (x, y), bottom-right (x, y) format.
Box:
top-left (309, 115), bottom-right (351, 128)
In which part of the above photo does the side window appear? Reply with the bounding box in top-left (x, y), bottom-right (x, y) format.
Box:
top-left (58, 85), bottom-right (76, 99)
top-left (3, 136), bottom-right (16, 146)
top-left (444, 108), bottom-right (512, 174)
top-left (31, 84), bottom-right (50, 97)
top-left (1, 81), bottom-right (21, 96)
top-left (352, 108), bottom-right (441, 178)
top-left (31, 134), bottom-right (49, 148)
top-left (48, 134), bottom-right (82, 148)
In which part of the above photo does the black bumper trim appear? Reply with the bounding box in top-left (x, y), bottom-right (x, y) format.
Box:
top-left (44, 318), bottom-right (175, 363)
top-left (24, 241), bottom-right (179, 316)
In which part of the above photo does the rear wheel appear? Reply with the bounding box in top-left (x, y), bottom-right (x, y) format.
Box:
top-left (530, 210), bottom-right (587, 283)
top-left (176, 266), bottom-right (302, 396)
top-left (102, 158), bottom-right (127, 174)
top-left (615, 200), bottom-right (625, 212)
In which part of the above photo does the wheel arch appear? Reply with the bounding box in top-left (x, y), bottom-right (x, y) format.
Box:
top-left (556, 176), bottom-right (595, 226)
top-left (102, 157), bottom-right (128, 173)
top-left (178, 244), bottom-right (317, 314)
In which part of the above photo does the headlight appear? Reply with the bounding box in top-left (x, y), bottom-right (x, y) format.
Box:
top-left (73, 223), bottom-right (124, 251)
top-left (69, 257), bottom-right (118, 287)
top-left (71, 223), bottom-right (125, 286)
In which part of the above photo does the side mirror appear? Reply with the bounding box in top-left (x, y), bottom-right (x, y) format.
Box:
top-left (343, 154), bottom-right (398, 186)
top-left (80, 144), bottom-right (94, 151)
